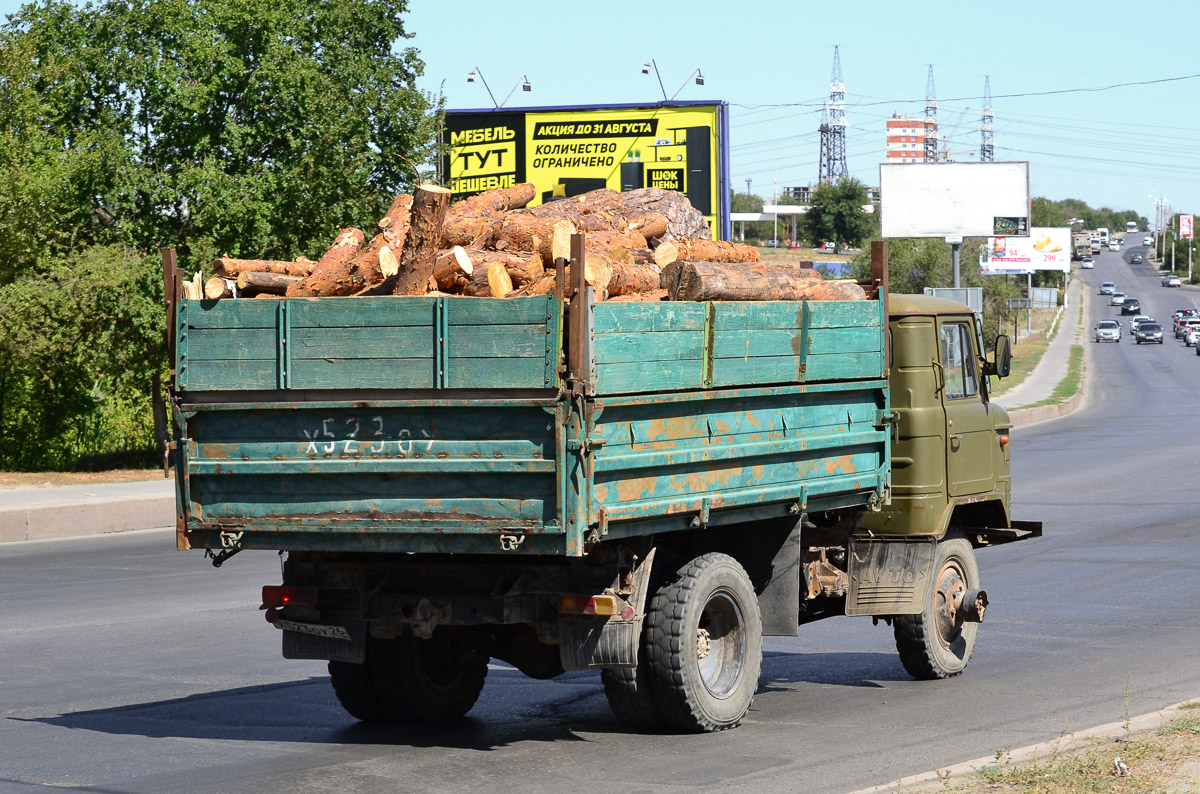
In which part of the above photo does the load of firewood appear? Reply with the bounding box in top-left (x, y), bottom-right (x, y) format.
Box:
top-left (186, 183), bottom-right (864, 303)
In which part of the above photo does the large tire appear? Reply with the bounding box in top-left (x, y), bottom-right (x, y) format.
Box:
top-left (371, 632), bottom-right (489, 723)
top-left (645, 553), bottom-right (762, 732)
top-left (329, 656), bottom-right (390, 722)
top-left (601, 660), bottom-right (666, 731)
top-left (893, 537), bottom-right (981, 680)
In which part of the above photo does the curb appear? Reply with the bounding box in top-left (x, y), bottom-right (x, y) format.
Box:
top-left (845, 698), bottom-right (1200, 794)
top-left (1006, 279), bottom-right (1091, 429)
top-left (0, 495), bottom-right (174, 544)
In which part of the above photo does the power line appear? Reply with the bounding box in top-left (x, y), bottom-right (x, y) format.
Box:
top-left (730, 71), bottom-right (1200, 110)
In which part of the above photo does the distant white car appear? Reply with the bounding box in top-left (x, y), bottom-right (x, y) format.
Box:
top-left (1110, 292), bottom-right (1127, 306)
top-left (1108, 242), bottom-right (1120, 251)
top-left (1100, 281), bottom-right (1116, 294)
top-left (1144, 236), bottom-right (1154, 246)
top-left (1081, 257), bottom-right (1095, 269)
top-left (1187, 326), bottom-right (1200, 347)
top-left (1094, 319), bottom-right (1121, 343)
top-left (1163, 275), bottom-right (1182, 287)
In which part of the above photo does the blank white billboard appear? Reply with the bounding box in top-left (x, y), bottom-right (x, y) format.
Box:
top-left (880, 162), bottom-right (1030, 238)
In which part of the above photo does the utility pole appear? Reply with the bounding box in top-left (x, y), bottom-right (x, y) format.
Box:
top-left (828, 45), bottom-right (848, 179)
top-left (924, 65), bottom-right (939, 163)
top-left (980, 76), bottom-right (994, 162)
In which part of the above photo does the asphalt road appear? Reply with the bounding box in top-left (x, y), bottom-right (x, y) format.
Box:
top-left (2, 242), bottom-right (1198, 794)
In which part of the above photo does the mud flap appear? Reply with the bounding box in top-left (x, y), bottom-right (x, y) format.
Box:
top-left (845, 535), bottom-right (937, 617)
top-left (281, 614), bottom-right (367, 664)
top-left (558, 616), bottom-right (640, 670)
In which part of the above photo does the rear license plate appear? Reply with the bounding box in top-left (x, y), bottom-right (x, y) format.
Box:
top-left (273, 618), bottom-right (351, 641)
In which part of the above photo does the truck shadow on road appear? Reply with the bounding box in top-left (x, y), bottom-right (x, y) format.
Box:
top-left (25, 652), bottom-right (906, 746)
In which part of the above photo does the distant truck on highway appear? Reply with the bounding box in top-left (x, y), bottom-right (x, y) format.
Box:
top-left (166, 242), bottom-right (1040, 733)
top-left (1072, 232), bottom-right (1091, 260)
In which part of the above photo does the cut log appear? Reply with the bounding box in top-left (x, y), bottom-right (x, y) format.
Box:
top-left (213, 257), bottom-right (316, 278)
top-left (551, 219), bottom-right (576, 261)
top-left (285, 227), bottom-right (376, 297)
top-left (462, 261), bottom-right (514, 297)
top-left (653, 240), bottom-right (679, 268)
top-left (608, 247), bottom-right (656, 265)
top-left (617, 188), bottom-right (711, 239)
top-left (254, 293), bottom-right (280, 299)
top-left (183, 271), bottom-right (204, 301)
top-left (237, 271), bottom-right (303, 297)
top-left (440, 183), bottom-right (536, 247)
top-left (495, 209), bottom-right (627, 256)
top-left (452, 250), bottom-right (544, 290)
top-left (377, 193), bottom-right (415, 245)
top-left (525, 188), bottom-right (625, 217)
top-left (432, 246), bottom-right (475, 291)
top-left (378, 244), bottom-right (400, 278)
top-left (204, 276), bottom-right (236, 300)
top-left (668, 238), bottom-right (760, 264)
top-left (626, 212), bottom-right (668, 241)
top-left (394, 184), bottom-right (453, 296)
top-left (669, 261), bottom-right (863, 302)
top-left (605, 262), bottom-right (661, 297)
top-left (509, 273), bottom-right (556, 297)
top-left (606, 289), bottom-right (668, 303)
top-left (584, 228), bottom-right (649, 255)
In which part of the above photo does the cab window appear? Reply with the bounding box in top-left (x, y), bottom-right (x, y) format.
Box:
top-left (940, 323), bottom-right (978, 400)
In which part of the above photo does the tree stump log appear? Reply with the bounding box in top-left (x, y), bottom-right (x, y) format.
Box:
top-left (394, 185), bottom-right (452, 295)
top-left (669, 261), bottom-right (862, 302)
top-left (213, 257), bottom-right (316, 278)
top-left (237, 271), bottom-right (303, 296)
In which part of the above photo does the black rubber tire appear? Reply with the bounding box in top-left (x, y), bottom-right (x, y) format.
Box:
top-left (371, 632), bottom-right (489, 723)
top-left (329, 656), bottom-right (390, 722)
top-left (645, 553), bottom-right (762, 732)
top-left (601, 661), bottom-right (667, 731)
top-left (893, 537), bottom-right (981, 680)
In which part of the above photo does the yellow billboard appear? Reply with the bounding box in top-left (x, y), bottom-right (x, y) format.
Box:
top-left (442, 101), bottom-right (730, 239)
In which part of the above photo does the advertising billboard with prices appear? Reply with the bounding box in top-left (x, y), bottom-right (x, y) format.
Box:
top-left (441, 101), bottom-right (730, 240)
top-left (1181, 215), bottom-right (1194, 240)
top-left (982, 227), bottom-right (1072, 275)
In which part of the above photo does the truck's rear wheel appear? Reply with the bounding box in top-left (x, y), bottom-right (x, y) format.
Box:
top-left (371, 631), bottom-right (489, 723)
top-left (893, 537), bottom-right (980, 680)
top-left (644, 553), bottom-right (762, 732)
top-left (601, 659), bottom-right (666, 731)
top-left (328, 657), bottom-right (390, 722)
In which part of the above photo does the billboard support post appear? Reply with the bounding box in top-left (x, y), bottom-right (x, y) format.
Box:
top-left (1027, 273), bottom-right (1033, 337)
top-left (952, 242), bottom-right (961, 288)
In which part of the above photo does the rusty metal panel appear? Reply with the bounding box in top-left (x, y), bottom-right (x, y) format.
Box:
top-left (590, 381), bottom-right (889, 532)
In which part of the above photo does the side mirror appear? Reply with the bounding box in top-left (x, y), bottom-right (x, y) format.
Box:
top-left (987, 335), bottom-right (1012, 378)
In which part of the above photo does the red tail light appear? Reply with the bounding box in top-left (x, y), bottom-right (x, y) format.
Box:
top-left (261, 585), bottom-right (318, 606)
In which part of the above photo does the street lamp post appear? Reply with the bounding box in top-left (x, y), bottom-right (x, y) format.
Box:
top-left (642, 59), bottom-right (704, 102)
top-left (467, 68), bottom-right (532, 108)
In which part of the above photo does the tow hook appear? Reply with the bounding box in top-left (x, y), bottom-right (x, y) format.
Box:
top-left (958, 588), bottom-right (988, 623)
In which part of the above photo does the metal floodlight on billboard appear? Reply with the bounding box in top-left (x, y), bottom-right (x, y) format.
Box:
top-left (879, 162), bottom-right (1031, 239)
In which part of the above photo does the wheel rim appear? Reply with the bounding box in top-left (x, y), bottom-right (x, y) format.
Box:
top-left (933, 560), bottom-right (968, 648)
top-left (695, 588), bottom-right (746, 700)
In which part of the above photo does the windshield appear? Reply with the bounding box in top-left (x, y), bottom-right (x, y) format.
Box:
top-left (1098, 321), bottom-right (1118, 329)
top-left (1142, 324), bottom-right (1161, 332)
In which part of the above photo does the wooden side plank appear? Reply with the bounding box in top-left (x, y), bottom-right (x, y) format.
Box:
top-left (594, 303), bottom-right (707, 334)
top-left (594, 331), bottom-right (704, 365)
top-left (595, 360), bottom-right (703, 394)
top-left (712, 326), bottom-right (880, 359)
top-left (713, 300), bottom-right (878, 331)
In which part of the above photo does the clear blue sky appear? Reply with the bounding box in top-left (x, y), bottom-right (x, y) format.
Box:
top-left (4, 0), bottom-right (1196, 222)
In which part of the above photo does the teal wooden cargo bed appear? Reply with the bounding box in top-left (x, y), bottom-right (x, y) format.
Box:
top-left (173, 290), bottom-right (890, 557)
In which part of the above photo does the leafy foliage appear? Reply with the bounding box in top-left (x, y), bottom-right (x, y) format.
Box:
top-left (0, 0), bottom-right (440, 469)
top-left (797, 177), bottom-right (875, 249)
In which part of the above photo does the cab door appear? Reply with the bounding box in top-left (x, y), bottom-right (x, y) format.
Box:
top-left (937, 318), bottom-right (996, 496)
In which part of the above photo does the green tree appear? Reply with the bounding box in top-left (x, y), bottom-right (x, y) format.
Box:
top-left (0, 0), bottom-right (441, 469)
top-left (799, 177), bottom-right (874, 251)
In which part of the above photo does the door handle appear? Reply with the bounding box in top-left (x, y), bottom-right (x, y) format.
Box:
top-left (949, 433), bottom-right (963, 441)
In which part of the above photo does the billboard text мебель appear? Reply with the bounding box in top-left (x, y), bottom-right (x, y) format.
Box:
top-left (442, 102), bottom-right (729, 240)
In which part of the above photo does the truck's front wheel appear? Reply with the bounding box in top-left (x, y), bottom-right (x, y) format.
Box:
top-left (644, 553), bottom-right (762, 732)
top-left (893, 537), bottom-right (980, 680)
top-left (371, 632), bottom-right (489, 723)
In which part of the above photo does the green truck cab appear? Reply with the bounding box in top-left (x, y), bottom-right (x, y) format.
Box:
top-left (167, 243), bottom-right (1038, 733)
